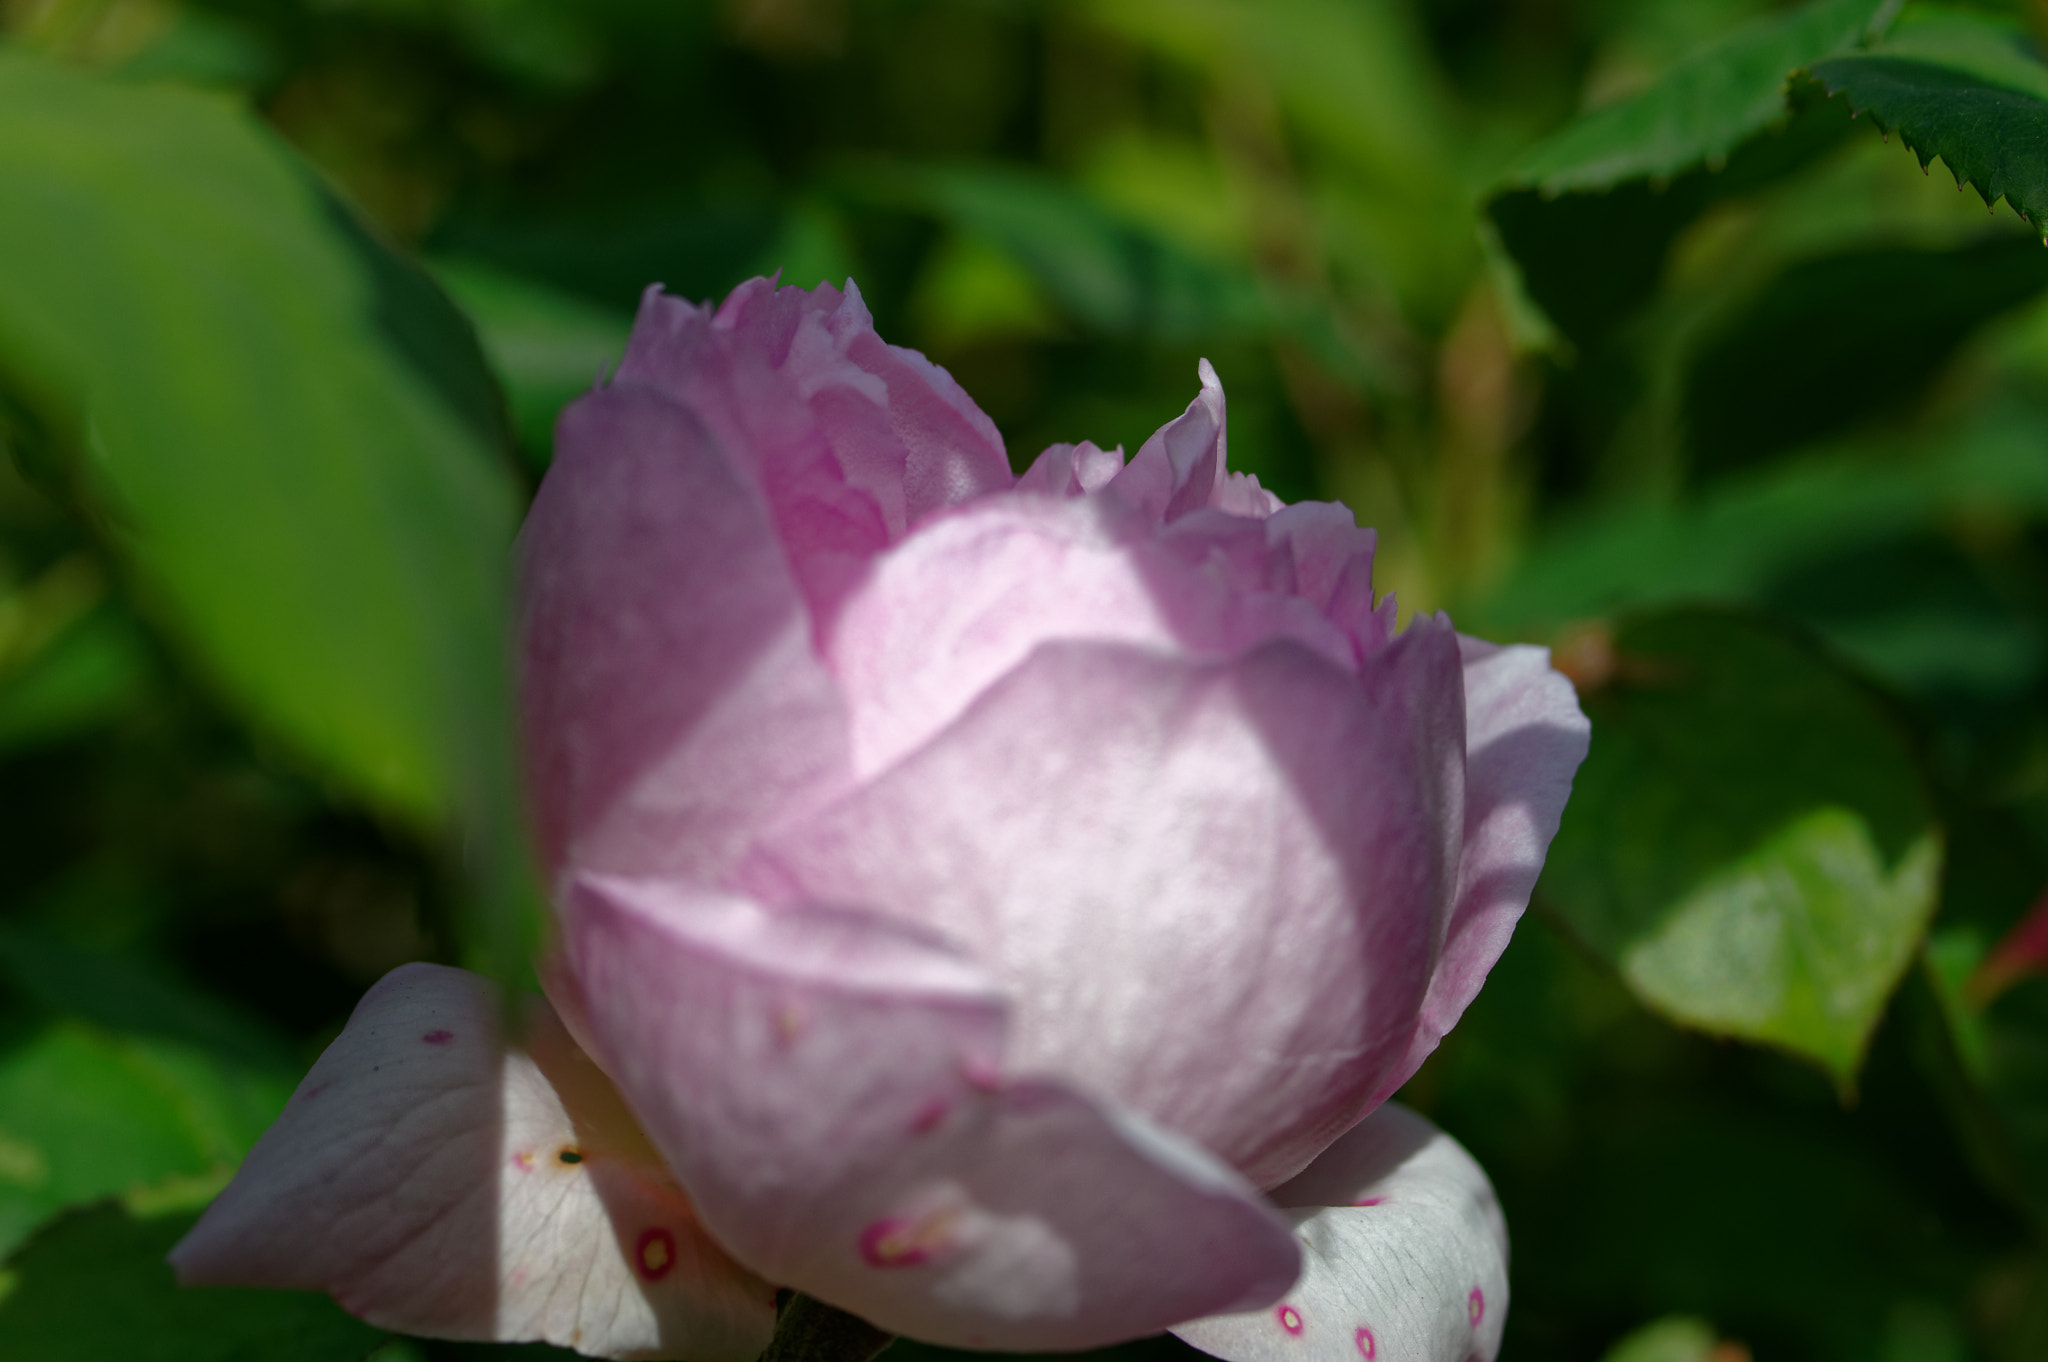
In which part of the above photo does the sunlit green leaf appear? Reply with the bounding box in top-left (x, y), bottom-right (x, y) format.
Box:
top-left (0, 53), bottom-right (538, 976)
top-left (1598, 1316), bottom-right (1719, 1362)
top-left (0, 1204), bottom-right (383, 1362)
top-left (0, 1024), bottom-right (292, 1256)
top-left (1540, 609), bottom-right (1942, 1086)
top-left (1812, 6), bottom-right (2048, 237)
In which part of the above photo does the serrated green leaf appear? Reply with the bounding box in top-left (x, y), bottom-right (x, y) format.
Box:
top-left (0, 1204), bottom-right (383, 1362)
top-left (0, 54), bottom-right (540, 978)
top-left (1812, 9), bottom-right (2048, 236)
top-left (1506, 0), bottom-right (1895, 195)
top-left (1540, 609), bottom-right (1942, 1087)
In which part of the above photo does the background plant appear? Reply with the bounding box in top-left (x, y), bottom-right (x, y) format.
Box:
top-left (1, 0), bottom-right (2046, 1358)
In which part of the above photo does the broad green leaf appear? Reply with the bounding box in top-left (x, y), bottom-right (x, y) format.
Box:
top-left (0, 1023), bottom-right (292, 1256)
top-left (0, 1204), bottom-right (383, 1362)
top-left (0, 54), bottom-right (538, 975)
top-left (1540, 609), bottom-right (1942, 1086)
top-left (1811, 7), bottom-right (2048, 238)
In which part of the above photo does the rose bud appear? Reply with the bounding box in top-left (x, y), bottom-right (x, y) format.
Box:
top-left (174, 277), bottom-right (1589, 1362)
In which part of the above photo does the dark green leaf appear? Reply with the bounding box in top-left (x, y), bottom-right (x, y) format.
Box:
top-left (1540, 609), bottom-right (1942, 1086)
top-left (0, 1204), bottom-right (383, 1362)
top-left (0, 54), bottom-right (538, 977)
top-left (1812, 7), bottom-right (2048, 236)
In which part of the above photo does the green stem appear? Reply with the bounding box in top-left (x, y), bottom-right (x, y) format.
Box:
top-left (758, 1293), bottom-right (896, 1362)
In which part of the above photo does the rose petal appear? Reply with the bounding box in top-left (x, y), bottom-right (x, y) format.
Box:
top-left (517, 384), bottom-right (851, 882)
top-left (1106, 358), bottom-right (1228, 522)
top-left (1372, 637), bottom-right (1591, 1102)
top-left (170, 963), bottom-right (776, 1362)
top-left (824, 494), bottom-right (1354, 778)
top-left (561, 874), bottom-right (1301, 1351)
top-left (749, 625), bottom-right (1465, 1189)
top-left (619, 278), bottom-right (1011, 543)
top-left (1173, 1103), bottom-right (1509, 1362)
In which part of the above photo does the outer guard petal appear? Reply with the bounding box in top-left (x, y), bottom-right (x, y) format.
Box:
top-left (1374, 637), bottom-right (1590, 1102)
top-left (561, 875), bottom-right (1300, 1351)
top-left (517, 385), bottom-right (850, 881)
top-left (170, 964), bottom-right (776, 1362)
top-left (1173, 1104), bottom-right (1508, 1362)
top-left (751, 627), bottom-right (1464, 1190)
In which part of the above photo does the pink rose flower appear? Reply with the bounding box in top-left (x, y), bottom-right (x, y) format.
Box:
top-left (173, 277), bottom-right (1589, 1362)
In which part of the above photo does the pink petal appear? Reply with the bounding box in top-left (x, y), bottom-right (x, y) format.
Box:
top-left (559, 874), bottom-right (1301, 1350)
top-left (822, 494), bottom-right (1353, 779)
top-left (1373, 637), bottom-right (1591, 1102)
top-left (1174, 1103), bottom-right (1509, 1362)
top-left (170, 964), bottom-right (776, 1362)
top-left (517, 385), bottom-right (851, 882)
top-left (615, 278), bottom-right (1011, 563)
top-left (1016, 440), bottom-right (1125, 497)
top-left (748, 625), bottom-right (1465, 1189)
top-left (1106, 359), bottom-right (1229, 522)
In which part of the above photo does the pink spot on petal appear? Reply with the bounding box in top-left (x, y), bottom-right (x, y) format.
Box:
top-left (421, 1030), bottom-right (454, 1045)
top-left (297, 1081), bottom-right (331, 1103)
top-left (1353, 1196), bottom-right (1385, 1207)
top-left (512, 1151), bottom-right (535, 1172)
top-left (1277, 1305), bottom-right (1304, 1335)
top-left (960, 1056), bottom-right (1004, 1093)
top-left (637, 1228), bottom-right (677, 1282)
top-left (1354, 1326), bottom-right (1377, 1359)
top-left (910, 1099), bottom-right (949, 1135)
top-left (1468, 1286), bottom-right (1485, 1325)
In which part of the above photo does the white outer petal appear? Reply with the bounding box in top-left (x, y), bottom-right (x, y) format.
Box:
top-left (1174, 1104), bottom-right (1508, 1362)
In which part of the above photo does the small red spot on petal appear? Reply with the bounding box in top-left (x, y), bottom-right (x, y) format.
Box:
top-left (1277, 1305), bottom-right (1304, 1335)
top-left (1354, 1326), bottom-right (1376, 1359)
top-left (637, 1228), bottom-right (677, 1281)
top-left (421, 1030), bottom-right (454, 1045)
top-left (513, 1151), bottom-right (535, 1172)
top-left (1353, 1196), bottom-right (1384, 1207)
top-left (1468, 1286), bottom-right (1485, 1325)
top-left (298, 1082), bottom-right (331, 1103)
top-left (910, 1099), bottom-right (948, 1135)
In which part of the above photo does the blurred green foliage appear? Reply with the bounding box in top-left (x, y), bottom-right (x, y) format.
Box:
top-left (0, 0), bottom-right (2047, 1359)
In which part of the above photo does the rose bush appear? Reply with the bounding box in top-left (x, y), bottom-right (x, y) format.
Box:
top-left (172, 277), bottom-right (1589, 1362)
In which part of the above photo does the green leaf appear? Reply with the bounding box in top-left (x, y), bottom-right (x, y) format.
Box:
top-left (1811, 7), bottom-right (2048, 237)
top-left (1540, 609), bottom-right (1943, 1087)
top-left (1599, 1316), bottom-right (1720, 1362)
top-left (0, 54), bottom-right (538, 976)
top-left (861, 161), bottom-right (1390, 391)
top-left (1485, 0), bottom-right (1895, 348)
top-left (1506, 0), bottom-right (1895, 195)
top-left (0, 1023), bottom-right (292, 1256)
top-left (1475, 402), bottom-right (2048, 634)
top-left (0, 1204), bottom-right (384, 1362)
